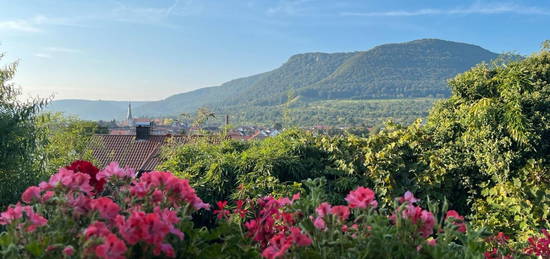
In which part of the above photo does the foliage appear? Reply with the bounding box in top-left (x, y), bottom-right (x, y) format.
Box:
top-left (37, 113), bottom-right (106, 173)
top-left (424, 49), bottom-right (550, 239)
top-left (160, 47), bottom-right (550, 245)
top-left (0, 54), bottom-right (49, 209)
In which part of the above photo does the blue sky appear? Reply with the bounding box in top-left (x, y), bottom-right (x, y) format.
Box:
top-left (1, 0), bottom-right (549, 101)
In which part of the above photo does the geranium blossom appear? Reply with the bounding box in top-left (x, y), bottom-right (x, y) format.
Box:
top-left (21, 186), bottom-right (41, 203)
top-left (95, 233), bottom-right (128, 259)
top-left (330, 205), bottom-right (350, 221)
top-left (445, 210), bottom-right (466, 233)
top-left (315, 202), bottom-right (332, 217)
top-left (65, 160), bottom-right (105, 193)
top-left (345, 186), bottom-right (378, 209)
top-left (213, 201), bottom-right (231, 219)
top-left (91, 197), bottom-right (120, 221)
top-left (97, 162), bottom-right (134, 181)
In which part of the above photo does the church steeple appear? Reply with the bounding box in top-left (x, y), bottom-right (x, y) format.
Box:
top-left (127, 102), bottom-right (134, 127)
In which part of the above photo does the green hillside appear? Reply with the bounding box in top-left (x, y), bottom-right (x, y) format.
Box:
top-left (49, 39), bottom-right (504, 125)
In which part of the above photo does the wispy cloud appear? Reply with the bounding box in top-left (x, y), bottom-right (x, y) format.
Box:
top-left (0, 20), bottom-right (41, 32)
top-left (110, 0), bottom-right (202, 27)
top-left (266, 0), bottom-right (315, 16)
top-left (45, 47), bottom-right (82, 54)
top-left (34, 53), bottom-right (52, 59)
top-left (341, 2), bottom-right (550, 17)
top-left (0, 15), bottom-right (85, 33)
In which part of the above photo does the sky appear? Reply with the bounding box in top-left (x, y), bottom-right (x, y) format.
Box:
top-left (1, 0), bottom-right (549, 101)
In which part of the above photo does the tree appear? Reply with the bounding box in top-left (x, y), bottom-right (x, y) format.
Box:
top-left (37, 113), bottom-right (101, 173)
top-left (192, 107), bottom-right (216, 131)
top-left (0, 53), bottom-right (49, 208)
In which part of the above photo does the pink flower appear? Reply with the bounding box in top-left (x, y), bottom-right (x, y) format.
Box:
top-left (95, 233), bottom-right (127, 259)
top-left (330, 205), bottom-right (350, 221)
top-left (345, 186), bottom-right (377, 209)
top-left (85, 221), bottom-right (112, 239)
top-left (315, 202), bottom-right (332, 217)
top-left (68, 194), bottom-right (92, 216)
top-left (0, 204), bottom-right (47, 232)
top-left (291, 193), bottom-right (300, 201)
top-left (152, 190), bottom-right (164, 203)
top-left (262, 233), bottom-right (292, 259)
top-left (63, 246), bottom-right (74, 256)
top-left (445, 210), bottom-right (467, 233)
top-left (427, 238), bottom-right (437, 246)
top-left (49, 168), bottom-right (94, 194)
top-left (97, 162), bottom-right (135, 181)
top-left (0, 204), bottom-right (25, 224)
top-left (65, 160), bottom-right (105, 193)
top-left (525, 229), bottom-right (550, 257)
top-left (233, 200), bottom-right (248, 219)
top-left (91, 197), bottom-right (120, 221)
top-left (213, 201), bottom-right (231, 219)
top-left (289, 227), bottom-right (312, 246)
top-left (419, 210), bottom-right (435, 238)
top-left (41, 191), bottom-right (55, 202)
top-left (156, 243), bottom-right (175, 258)
top-left (399, 191), bottom-right (419, 204)
top-left (313, 217), bottom-right (326, 230)
top-left (21, 186), bottom-right (41, 204)
top-left (27, 212), bottom-right (48, 232)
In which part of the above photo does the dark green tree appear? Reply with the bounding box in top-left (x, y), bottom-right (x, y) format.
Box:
top-left (0, 54), bottom-right (49, 208)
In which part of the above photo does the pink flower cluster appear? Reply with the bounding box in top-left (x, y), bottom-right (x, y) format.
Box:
top-left (525, 229), bottom-right (550, 257)
top-left (390, 191), bottom-right (435, 238)
top-left (131, 171), bottom-right (209, 210)
top-left (239, 195), bottom-right (311, 259)
top-left (0, 161), bottom-right (209, 258)
top-left (0, 203), bottom-right (47, 232)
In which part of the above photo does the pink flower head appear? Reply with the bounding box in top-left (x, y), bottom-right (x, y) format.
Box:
top-left (312, 216), bottom-right (326, 230)
top-left (95, 233), bottom-right (127, 259)
top-left (21, 186), bottom-right (41, 204)
top-left (213, 201), bottom-right (231, 219)
top-left (427, 238), bottom-right (437, 246)
top-left (262, 233), bottom-right (292, 259)
top-left (345, 186), bottom-right (377, 209)
top-left (289, 227), bottom-right (312, 246)
top-left (445, 210), bottom-right (467, 233)
top-left (0, 204), bottom-right (47, 232)
top-left (85, 221), bottom-right (112, 239)
top-left (65, 160), bottom-right (105, 193)
top-left (49, 168), bottom-right (94, 194)
top-left (399, 191), bottom-right (419, 204)
top-left (315, 202), bottom-right (332, 217)
top-left (97, 162), bottom-right (135, 181)
top-left (419, 210), bottom-right (435, 238)
top-left (63, 246), bottom-right (75, 256)
top-left (27, 212), bottom-right (48, 232)
top-left (233, 200), bottom-right (248, 218)
top-left (91, 197), bottom-right (120, 221)
top-left (524, 229), bottom-right (550, 257)
top-left (291, 193), bottom-right (300, 201)
top-left (41, 191), bottom-right (55, 202)
top-left (330, 205), bottom-right (350, 221)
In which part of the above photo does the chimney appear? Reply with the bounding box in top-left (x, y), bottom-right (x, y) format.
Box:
top-left (136, 122), bottom-right (151, 140)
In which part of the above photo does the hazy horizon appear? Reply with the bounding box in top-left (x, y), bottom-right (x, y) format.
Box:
top-left (2, 0), bottom-right (549, 101)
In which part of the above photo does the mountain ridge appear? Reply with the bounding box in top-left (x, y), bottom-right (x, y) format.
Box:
top-left (46, 39), bottom-right (503, 123)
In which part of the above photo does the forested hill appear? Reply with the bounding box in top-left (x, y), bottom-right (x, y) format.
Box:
top-left (48, 39), bottom-right (501, 123)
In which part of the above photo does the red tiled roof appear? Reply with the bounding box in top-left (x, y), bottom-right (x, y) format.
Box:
top-left (88, 134), bottom-right (227, 172)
